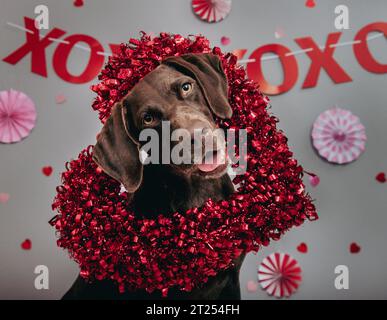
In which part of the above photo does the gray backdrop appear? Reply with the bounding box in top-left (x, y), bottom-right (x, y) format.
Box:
top-left (0, 0), bottom-right (386, 300)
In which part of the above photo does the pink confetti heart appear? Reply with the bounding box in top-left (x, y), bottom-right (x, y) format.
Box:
top-left (246, 280), bottom-right (258, 292)
top-left (0, 193), bottom-right (10, 204)
top-left (220, 36), bottom-right (231, 46)
top-left (309, 174), bottom-right (320, 187)
top-left (55, 94), bottom-right (67, 104)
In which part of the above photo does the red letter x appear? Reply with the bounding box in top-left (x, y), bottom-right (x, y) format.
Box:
top-left (295, 32), bottom-right (352, 88)
top-left (3, 17), bottom-right (66, 77)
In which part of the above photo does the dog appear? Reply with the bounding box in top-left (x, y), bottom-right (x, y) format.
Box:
top-left (63, 53), bottom-right (245, 300)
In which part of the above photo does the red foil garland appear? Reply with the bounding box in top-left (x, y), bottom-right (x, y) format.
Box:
top-left (50, 33), bottom-right (318, 297)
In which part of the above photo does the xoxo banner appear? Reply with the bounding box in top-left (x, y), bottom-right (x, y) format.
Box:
top-left (3, 17), bottom-right (387, 95)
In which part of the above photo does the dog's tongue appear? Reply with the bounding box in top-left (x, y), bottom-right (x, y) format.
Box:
top-left (197, 162), bottom-right (220, 172)
top-left (197, 151), bottom-right (222, 172)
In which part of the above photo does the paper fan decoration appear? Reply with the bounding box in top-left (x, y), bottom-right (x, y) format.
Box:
top-left (0, 89), bottom-right (36, 144)
top-left (258, 252), bottom-right (302, 298)
top-left (192, 0), bottom-right (232, 23)
top-left (312, 107), bottom-right (366, 164)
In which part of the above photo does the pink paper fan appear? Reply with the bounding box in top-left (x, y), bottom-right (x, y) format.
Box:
top-left (258, 252), bottom-right (302, 298)
top-left (192, 0), bottom-right (232, 23)
top-left (312, 107), bottom-right (366, 164)
top-left (0, 89), bottom-right (36, 144)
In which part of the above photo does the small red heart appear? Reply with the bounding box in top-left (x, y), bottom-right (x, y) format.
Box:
top-left (376, 172), bottom-right (386, 183)
top-left (73, 0), bottom-right (84, 7)
top-left (21, 239), bottom-right (32, 250)
top-left (305, 0), bottom-right (316, 8)
top-left (42, 166), bottom-right (53, 177)
top-left (220, 36), bottom-right (231, 46)
top-left (297, 242), bottom-right (308, 253)
top-left (350, 242), bottom-right (361, 254)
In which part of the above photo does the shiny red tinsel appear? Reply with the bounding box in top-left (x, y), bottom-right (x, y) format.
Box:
top-left (50, 33), bottom-right (317, 297)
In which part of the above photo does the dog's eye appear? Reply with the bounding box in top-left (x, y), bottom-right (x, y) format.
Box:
top-left (181, 82), bottom-right (193, 96)
top-left (142, 113), bottom-right (154, 125)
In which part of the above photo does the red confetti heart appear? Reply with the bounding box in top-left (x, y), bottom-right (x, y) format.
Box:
top-left (73, 0), bottom-right (84, 7)
top-left (220, 36), bottom-right (231, 46)
top-left (350, 242), bottom-right (361, 254)
top-left (297, 242), bottom-right (308, 253)
top-left (21, 239), bottom-right (32, 250)
top-left (376, 172), bottom-right (386, 183)
top-left (0, 193), bottom-right (10, 204)
top-left (305, 0), bottom-right (316, 8)
top-left (42, 166), bottom-right (53, 176)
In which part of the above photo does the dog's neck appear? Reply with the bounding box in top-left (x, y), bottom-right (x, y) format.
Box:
top-left (131, 165), bottom-right (235, 217)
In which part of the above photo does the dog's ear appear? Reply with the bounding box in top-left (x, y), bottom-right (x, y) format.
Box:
top-left (162, 53), bottom-right (232, 119)
top-left (92, 102), bottom-right (143, 193)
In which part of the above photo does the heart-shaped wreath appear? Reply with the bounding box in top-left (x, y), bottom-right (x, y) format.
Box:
top-left (50, 33), bottom-right (317, 297)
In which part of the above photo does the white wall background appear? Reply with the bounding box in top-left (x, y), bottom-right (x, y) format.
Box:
top-left (0, 0), bottom-right (386, 299)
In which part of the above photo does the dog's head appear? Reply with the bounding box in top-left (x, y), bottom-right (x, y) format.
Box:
top-left (92, 53), bottom-right (232, 193)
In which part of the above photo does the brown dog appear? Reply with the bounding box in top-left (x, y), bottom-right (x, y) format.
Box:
top-left (63, 53), bottom-right (245, 300)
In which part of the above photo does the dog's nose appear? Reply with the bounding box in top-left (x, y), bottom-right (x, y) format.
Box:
top-left (191, 126), bottom-right (226, 155)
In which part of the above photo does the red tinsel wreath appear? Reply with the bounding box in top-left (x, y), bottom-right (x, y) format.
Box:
top-left (50, 33), bottom-right (318, 297)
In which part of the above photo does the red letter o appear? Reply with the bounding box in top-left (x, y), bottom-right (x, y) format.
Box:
top-left (53, 34), bottom-right (105, 84)
top-left (246, 44), bottom-right (298, 95)
top-left (354, 22), bottom-right (387, 74)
